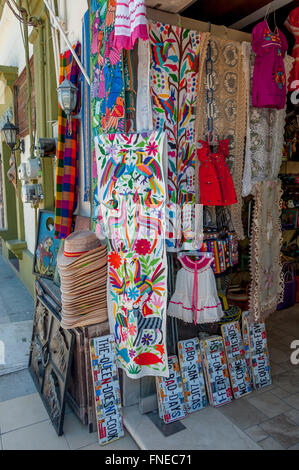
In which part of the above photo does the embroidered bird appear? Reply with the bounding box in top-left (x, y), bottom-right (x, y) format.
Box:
top-left (144, 188), bottom-right (163, 209)
top-left (103, 189), bottom-right (118, 210)
top-left (101, 152), bottom-right (127, 199)
top-left (131, 258), bottom-right (165, 302)
top-left (109, 260), bottom-right (130, 296)
top-left (152, 89), bottom-right (175, 123)
top-left (136, 152), bottom-right (163, 195)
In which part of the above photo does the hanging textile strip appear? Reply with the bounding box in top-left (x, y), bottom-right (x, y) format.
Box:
top-left (113, 0), bottom-right (149, 51)
top-left (249, 180), bottom-right (284, 323)
top-left (148, 21), bottom-right (209, 250)
top-left (242, 43), bottom-right (294, 197)
top-left (89, 0), bottom-right (133, 234)
top-left (82, 10), bottom-right (91, 202)
top-left (55, 43), bottom-right (81, 239)
top-left (195, 36), bottom-right (247, 241)
top-left (95, 130), bottom-right (169, 379)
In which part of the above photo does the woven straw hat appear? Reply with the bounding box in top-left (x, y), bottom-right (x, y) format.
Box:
top-left (57, 230), bottom-right (103, 268)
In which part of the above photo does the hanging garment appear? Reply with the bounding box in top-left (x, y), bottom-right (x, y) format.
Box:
top-left (251, 20), bottom-right (288, 109)
top-left (89, 0), bottom-right (134, 234)
top-left (197, 139), bottom-right (237, 206)
top-left (54, 43), bottom-right (81, 239)
top-left (249, 180), bottom-right (284, 323)
top-left (95, 130), bottom-right (169, 379)
top-left (242, 42), bottom-right (294, 197)
top-left (113, 0), bottom-right (148, 50)
top-left (195, 36), bottom-right (247, 240)
top-left (168, 255), bottom-right (223, 324)
top-left (145, 21), bottom-right (210, 250)
top-left (284, 6), bottom-right (299, 92)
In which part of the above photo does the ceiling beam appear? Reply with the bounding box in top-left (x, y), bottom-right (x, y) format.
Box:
top-left (229, 0), bottom-right (294, 29)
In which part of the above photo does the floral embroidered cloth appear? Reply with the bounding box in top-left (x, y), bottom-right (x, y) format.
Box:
top-left (242, 44), bottom-right (294, 197)
top-left (146, 22), bottom-right (209, 250)
top-left (95, 130), bottom-right (169, 379)
top-left (113, 0), bottom-right (148, 50)
top-left (249, 180), bottom-right (284, 323)
top-left (195, 35), bottom-right (247, 240)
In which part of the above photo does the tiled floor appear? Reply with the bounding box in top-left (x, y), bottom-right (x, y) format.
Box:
top-left (0, 393), bottom-right (139, 450)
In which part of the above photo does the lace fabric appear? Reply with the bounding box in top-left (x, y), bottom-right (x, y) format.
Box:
top-left (195, 36), bottom-right (247, 240)
top-left (249, 180), bottom-right (284, 323)
top-left (242, 46), bottom-right (294, 197)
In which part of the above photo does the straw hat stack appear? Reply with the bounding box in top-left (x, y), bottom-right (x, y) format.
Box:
top-left (57, 230), bottom-right (108, 329)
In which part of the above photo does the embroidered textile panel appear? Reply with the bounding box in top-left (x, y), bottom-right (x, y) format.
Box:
top-left (249, 180), bottom-right (284, 322)
top-left (89, 0), bottom-right (133, 234)
top-left (148, 22), bottom-right (209, 250)
top-left (95, 131), bottom-right (169, 379)
top-left (195, 35), bottom-right (247, 240)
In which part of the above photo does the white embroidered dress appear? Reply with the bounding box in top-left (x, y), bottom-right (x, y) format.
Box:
top-left (168, 255), bottom-right (223, 324)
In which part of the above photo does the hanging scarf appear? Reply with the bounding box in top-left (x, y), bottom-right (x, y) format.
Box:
top-left (113, 0), bottom-right (149, 50)
top-left (54, 43), bottom-right (81, 239)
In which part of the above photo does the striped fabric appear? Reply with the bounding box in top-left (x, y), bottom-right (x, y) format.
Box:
top-left (54, 43), bottom-right (81, 239)
top-left (113, 0), bottom-right (148, 51)
top-left (82, 11), bottom-right (91, 202)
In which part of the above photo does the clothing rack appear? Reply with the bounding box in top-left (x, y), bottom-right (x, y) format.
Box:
top-left (146, 8), bottom-right (252, 43)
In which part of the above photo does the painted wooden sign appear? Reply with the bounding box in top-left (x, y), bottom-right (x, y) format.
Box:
top-left (178, 338), bottom-right (207, 413)
top-left (156, 355), bottom-right (187, 424)
top-left (247, 317), bottom-right (271, 390)
top-left (241, 311), bottom-right (253, 387)
top-left (200, 336), bottom-right (233, 407)
top-left (89, 334), bottom-right (124, 445)
top-left (221, 321), bottom-right (252, 399)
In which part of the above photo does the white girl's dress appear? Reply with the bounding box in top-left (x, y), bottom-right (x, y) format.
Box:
top-left (168, 255), bottom-right (223, 324)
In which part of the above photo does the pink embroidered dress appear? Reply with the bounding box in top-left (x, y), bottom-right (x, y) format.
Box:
top-left (167, 255), bottom-right (223, 324)
top-left (113, 0), bottom-right (149, 50)
top-left (252, 20), bottom-right (288, 109)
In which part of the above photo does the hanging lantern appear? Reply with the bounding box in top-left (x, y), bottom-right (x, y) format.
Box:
top-left (2, 117), bottom-right (18, 150)
top-left (57, 76), bottom-right (78, 123)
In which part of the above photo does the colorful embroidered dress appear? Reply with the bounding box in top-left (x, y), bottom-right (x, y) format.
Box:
top-left (95, 130), bottom-right (169, 379)
top-left (252, 20), bottom-right (288, 109)
top-left (284, 6), bottom-right (299, 92)
top-left (113, 0), bottom-right (148, 50)
top-left (197, 139), bottom-right (237, 206)
top-left (168, 255), bottom-right (223, 324)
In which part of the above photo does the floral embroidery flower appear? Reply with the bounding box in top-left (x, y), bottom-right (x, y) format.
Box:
top-left (145, 141), bottom-right (158, 156)
top-left (108, 251), bottom-right (122, 269)
top-left (152, 295), bottom-right (164, 309)
top-left (264, 268), bottom-right (274, 290)
top-left (141, 333), bottom-right (153, 346)
top-left (106, 144), bottom-right (119, 159)
top-left (128, 287), bottom-right (139, 301)
top-left (135, 239), bottom-right (151, 255)
top-left (128, 324), bottom-right (137, 336)
top-left (223, 44), bottom-right (238, 67)
top-left (224, 72), bottom-right (237, 94)
top-left (129, 349), bottom-right (136, 358)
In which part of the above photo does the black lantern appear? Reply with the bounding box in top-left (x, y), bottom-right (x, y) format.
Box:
top-left (1, 117), bottom-right (25, 153)
top-left (57, 76), bottom-right (78, 122)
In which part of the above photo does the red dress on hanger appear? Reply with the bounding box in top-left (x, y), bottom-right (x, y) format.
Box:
top-left (197, 139), bottom-right (237, 206)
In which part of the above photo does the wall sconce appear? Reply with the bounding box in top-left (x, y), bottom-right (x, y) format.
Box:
top-left (1, 117), bottom-right (25, 153)
top-left (57, 76), bottom-right (78, 123)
